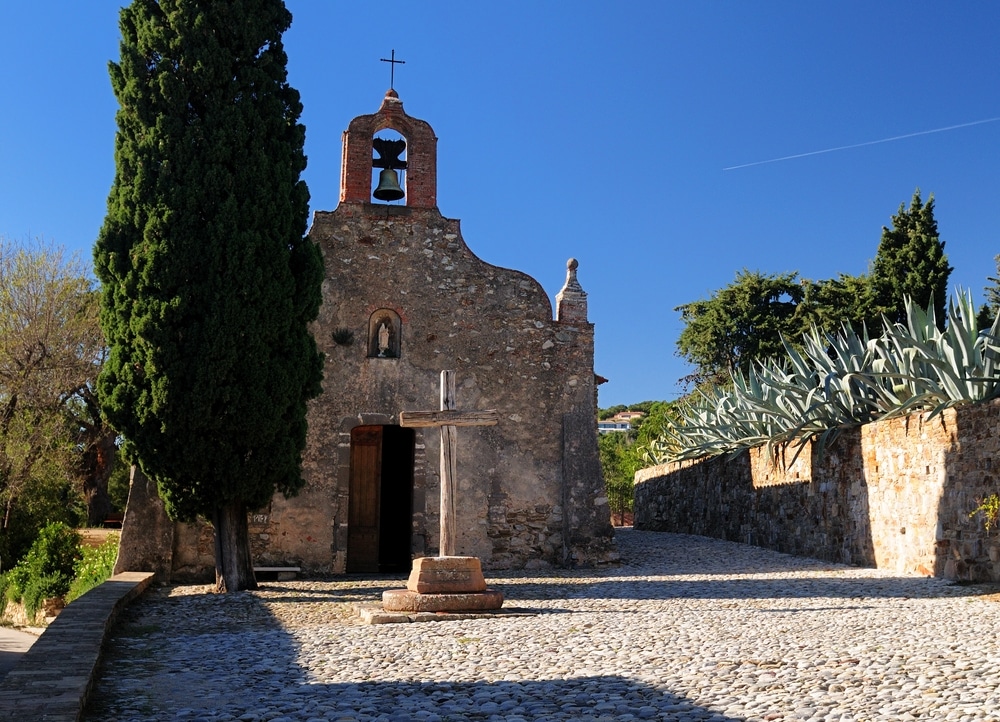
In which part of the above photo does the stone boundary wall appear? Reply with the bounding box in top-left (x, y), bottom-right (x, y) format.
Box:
top-left (634, 400), bottom-right (1000, 582)
top-left (0, 571), bottom-right (155, 721)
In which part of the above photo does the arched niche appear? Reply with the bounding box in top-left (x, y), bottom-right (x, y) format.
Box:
top-left (368, 309), bottom-right (402, 358)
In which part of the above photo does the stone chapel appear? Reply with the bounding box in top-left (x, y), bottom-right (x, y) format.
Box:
top-left (158, 90), bottom-right (618, 577)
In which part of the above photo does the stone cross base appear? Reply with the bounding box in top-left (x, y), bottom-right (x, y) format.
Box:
top-left (407, 556), bottom-right (487, 593)
top-left (382, 555), bottom-right (504, 612)
top-left (382, 588), bottom-right (504, 612)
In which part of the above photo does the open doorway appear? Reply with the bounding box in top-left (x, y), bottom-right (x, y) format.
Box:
top-left (347, 425), bottom-right (415, 573)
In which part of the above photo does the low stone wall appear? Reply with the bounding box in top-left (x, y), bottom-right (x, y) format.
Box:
top-left (0, 571), bottom-right (155, 721)
top-left (634, 400), bottom-right (1000, 581)
top-left (0, 597), bottom-right (64, 628)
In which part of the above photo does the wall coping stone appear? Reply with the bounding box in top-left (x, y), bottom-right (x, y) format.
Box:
top-left (0, 571), bottom-right (155, 721)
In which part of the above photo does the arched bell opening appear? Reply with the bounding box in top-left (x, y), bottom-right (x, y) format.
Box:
top-left (371, 128), bottom-right (407, 204)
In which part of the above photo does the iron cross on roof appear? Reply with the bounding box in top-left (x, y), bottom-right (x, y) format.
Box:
top-left (380, 49), bottom-right (406, 89)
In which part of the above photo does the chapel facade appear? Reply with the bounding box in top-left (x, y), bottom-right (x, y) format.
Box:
top-left (167, 90), bottom-right (617, 576)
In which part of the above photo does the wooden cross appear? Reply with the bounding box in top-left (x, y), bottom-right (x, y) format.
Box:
top-left (399, 370), bottom-right (499, 556)
top-left (380, 49), bottom-right (406, 89)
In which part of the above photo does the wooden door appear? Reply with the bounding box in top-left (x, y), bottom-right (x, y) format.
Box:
top-left (347, 426), bottom-right (381, 573)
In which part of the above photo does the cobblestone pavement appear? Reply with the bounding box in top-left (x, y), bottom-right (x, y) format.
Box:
top-left (85, 529), bottom-right (1000, 722)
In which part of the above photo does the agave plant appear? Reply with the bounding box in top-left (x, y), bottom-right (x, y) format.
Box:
top-left (868, 292), bottom-right (1000, 419)
top-left (647, 292), bottom-right (1000, 466)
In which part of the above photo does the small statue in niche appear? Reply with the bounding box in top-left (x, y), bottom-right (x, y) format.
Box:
top-left (377, 322), bottom-right (391, 357)
top-left (368, 309), bottom-right (401, 358)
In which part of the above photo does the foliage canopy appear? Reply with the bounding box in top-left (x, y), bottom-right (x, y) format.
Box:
top-left (95, 0), bottom-right (323, 590)
top-left (0, 237), bottom-right (107, 564)
top-left (597, 401), bottom-right (678, 522)
top-left (674, 192), bottom-right (953, 390)
top-left (871, 190), bottom-right (952, 329)
top-left (675, 270), bottom-right (803, 388)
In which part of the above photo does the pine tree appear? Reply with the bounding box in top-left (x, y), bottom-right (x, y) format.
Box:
top-left (94, 0), bottom-right (323, 592)
top-left (675, 269), bottom-right (804, 388)
top-left (871, 191), bottom-right (952, 329)
top-left (797, 272), bottom-right (877, 334)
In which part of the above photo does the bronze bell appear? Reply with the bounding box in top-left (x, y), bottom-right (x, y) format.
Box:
top-left (373, 168), bottom-right (404, 201)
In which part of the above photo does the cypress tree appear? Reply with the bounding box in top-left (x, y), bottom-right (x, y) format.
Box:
top-left (95, 0), bottom-right (323, 592)
top-left (977, 254), bottom-right (1000, 330)
top-left (871, 191), bottom-right (952, 329)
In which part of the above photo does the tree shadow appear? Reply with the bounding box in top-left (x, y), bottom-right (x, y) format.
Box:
top-left (84, 587), bottom-right (748, 722)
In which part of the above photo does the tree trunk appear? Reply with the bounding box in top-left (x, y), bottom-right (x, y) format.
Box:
top-left (212, 501), bottom-right (257, 593)
top-left (82, 428), bottom-right (117, 526)
top-left (78, 390), bottom-right (118, 527)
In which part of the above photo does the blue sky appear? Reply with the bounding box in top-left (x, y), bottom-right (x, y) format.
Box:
top-left (2, 2), bottom-right (999, 407)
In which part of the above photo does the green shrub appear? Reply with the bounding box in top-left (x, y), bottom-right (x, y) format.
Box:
top-left (969, 494), bottom-right (1000, 533)
top-left (65, 533), bottom-right (120, 603)
top-left (0, 573), bottom-right (9, 616)
top-left (0, 464), bottom-right (86, 569)
top-left (650, 293), bottom-right (1000, 464)
top-left (5, 522), bottom-right (81, 607)
top-left (22, 572), bottom-right (68, 619)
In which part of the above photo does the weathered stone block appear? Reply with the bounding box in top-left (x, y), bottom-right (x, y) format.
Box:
top-left (382, 588), bottom-right (504, 612)
top-left (406, 556), bottom-right (487, 593)
top-left (114, 466), bottom-right (175, 583)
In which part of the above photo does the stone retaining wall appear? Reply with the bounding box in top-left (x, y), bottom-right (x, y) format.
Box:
top-left (634, 400), bottom-right (1000, 581)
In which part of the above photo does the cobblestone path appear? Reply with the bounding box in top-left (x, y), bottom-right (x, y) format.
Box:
top-left (84, 529), bottom-right (1000, 721)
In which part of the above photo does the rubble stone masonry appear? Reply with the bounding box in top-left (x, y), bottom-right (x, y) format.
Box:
top-left (635, 399), bottom-right (1000, 582)
top-left (155, 91), bottom-right (617, 579)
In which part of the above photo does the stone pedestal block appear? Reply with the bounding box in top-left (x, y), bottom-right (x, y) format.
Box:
top-left (406, 556), bottom-right (487, 593)
top-left (382, 588), bottom-right (504, 613)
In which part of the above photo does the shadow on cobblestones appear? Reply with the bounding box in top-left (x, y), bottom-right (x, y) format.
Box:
top-left (490, 529), bottom-right (968, 603)
top-left (84, 586), bottom-right (745, 722)
top-left (82, 531), bottom-right (1000, 721)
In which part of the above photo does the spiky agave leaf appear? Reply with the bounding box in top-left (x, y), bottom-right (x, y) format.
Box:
top-left (648, 293), bottom-right (1000, 466)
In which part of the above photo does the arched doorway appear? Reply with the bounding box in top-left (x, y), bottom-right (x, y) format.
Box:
top-left (347, 425), bottom-right (415, 573)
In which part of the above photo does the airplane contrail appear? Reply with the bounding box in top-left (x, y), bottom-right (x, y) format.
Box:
top-left (723, 116), bottom-right (1000, 171)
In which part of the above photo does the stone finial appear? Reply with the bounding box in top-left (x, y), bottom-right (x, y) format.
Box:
top-left (556, 258), bottom-right (588, 323)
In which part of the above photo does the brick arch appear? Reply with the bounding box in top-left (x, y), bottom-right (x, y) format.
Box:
top-left (340, 90), bottom-right (438, 208)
